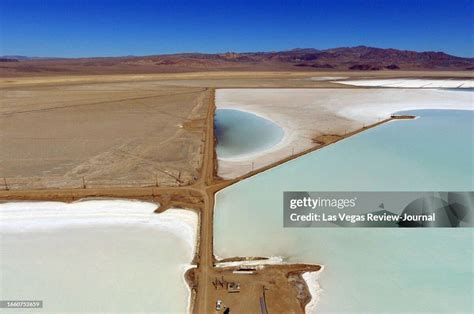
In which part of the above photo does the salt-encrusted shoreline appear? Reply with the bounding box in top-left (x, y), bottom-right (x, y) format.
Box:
top-left (302, 268), bottom-right (324, 314)
top-left (0, 200), bottom-right (198, 248)
top-left (216, 88), bottom-right (473, 179)
top-left (334, 78), bottom-right (474, 89)
top-left (218, 106), bottom-right (292, 163)
top-left (214, 255), bottom-right (285, 268)
top-left (310, 76), bottom-right (348, 81)
top-left (333, 89), bottom-right (473, 123)
top-left (183, 264), bottom-right (197, 314)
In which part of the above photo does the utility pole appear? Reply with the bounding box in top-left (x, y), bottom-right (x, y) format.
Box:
top-left (3, 177), bottom-right (9, 191)
top-left (82, 176), bottom-right (86, 189)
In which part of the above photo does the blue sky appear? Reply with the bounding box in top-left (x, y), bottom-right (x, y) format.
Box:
top-left (1, 0), bottom-right (472, 58)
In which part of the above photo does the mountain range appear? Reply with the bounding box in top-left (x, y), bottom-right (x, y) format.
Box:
top-left (1, 46), bottom-right (473, 76)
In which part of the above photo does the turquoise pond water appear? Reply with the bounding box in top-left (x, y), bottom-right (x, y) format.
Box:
top-left (214, 110), bottom-right (473, 313)
top-left (0, 203), bottom-right (195, 313)
top-left (215, 109), bottom-right (284, 158)
top-left (1, 226), bottom-right (191, 313)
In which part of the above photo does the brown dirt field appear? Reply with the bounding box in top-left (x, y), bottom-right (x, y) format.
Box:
top-left (0, 81), bottom-right (209, 189)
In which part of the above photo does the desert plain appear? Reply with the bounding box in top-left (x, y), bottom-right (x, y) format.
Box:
top-left (1, 71), bottom-right (472, 190)
top-left (0, 69), bottom-right (473, 313)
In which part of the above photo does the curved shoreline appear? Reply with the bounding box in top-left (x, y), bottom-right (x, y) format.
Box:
top-left (0, 200), bottom-right (197, 245)
top-left (216, 106), bottom-right (291, 162)
top-left (302, 269), bottom-right (324, 314)
top-left (334, 78), bottom-right (474, 89)
top-left (335, 100), bottom-right (474, 124)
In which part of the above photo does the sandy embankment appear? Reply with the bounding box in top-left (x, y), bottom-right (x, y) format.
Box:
top-left (302, 269), bottom-right (324, 314)
top-left (216, 88), bottom-right (473, 178)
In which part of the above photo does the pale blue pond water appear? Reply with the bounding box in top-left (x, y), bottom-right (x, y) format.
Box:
top-left (0, 202), bottom-right (195, 313)
top-left (214, 110), bottom-right (473, 313)
top-left (215, 109), bottom-right (284, 158)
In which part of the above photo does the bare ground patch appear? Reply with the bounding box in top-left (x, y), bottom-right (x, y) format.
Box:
top-left (0, 81), bottom-right (209, 189)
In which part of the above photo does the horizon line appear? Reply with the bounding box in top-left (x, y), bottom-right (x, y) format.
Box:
top-left (2, 45), bottom-right (473, 60)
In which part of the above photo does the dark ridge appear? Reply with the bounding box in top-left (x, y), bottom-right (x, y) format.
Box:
top-left (1, 46), bottom-right (473, 76)
top-left (349, 64), bottom-right (381, 71)
top-left (0, 58), bottom-right (19, 62)
top-left (385, 64), bottom-right (400, 70)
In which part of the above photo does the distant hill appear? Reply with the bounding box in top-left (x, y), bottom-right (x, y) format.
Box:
top-left (1, 46), bottom-right (473, 76)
